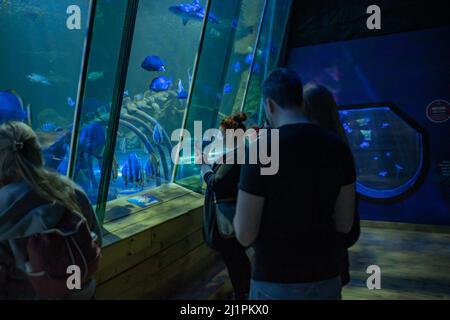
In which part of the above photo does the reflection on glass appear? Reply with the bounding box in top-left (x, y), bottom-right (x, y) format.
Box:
top-left (70, 0), bottom-right (128, 204)
top-left (174, 0), bottom-right (268, 192)
top-left (339, 107), bottom-right (424, 199)
top-left (242, 0), bottom-right (293, 128)
top-left (0, 0), bottom-right (90, 172)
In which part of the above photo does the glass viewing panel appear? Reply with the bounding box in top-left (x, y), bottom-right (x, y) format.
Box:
top-left (101, 0), bottom-right (205, 216)
top-left (69, 0), bottom-right (129, 204)
top-left (0, 0), bottom-right (90, 172)
top-left (174, 0), bottom-right (268, 192)
top-left (242, 0), bottom-right (293, 127)
top-left (339, 106), bottom-right (424, 199)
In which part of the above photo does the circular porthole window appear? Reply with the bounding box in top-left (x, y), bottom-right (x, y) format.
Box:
top-left (339, 105), bottom-right (426, 200)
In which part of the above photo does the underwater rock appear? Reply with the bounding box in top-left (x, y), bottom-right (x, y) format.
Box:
top-left (151, 103), bottom-right (161, 114)
top-left (123, 97), bottom-right (132, 105)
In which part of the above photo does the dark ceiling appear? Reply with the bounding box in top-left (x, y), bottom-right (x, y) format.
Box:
top-left (288, 0), bottom-right (450, 48)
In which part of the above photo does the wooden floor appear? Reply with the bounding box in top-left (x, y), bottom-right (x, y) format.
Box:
top-left (175, 225), bottom-right (450, 300)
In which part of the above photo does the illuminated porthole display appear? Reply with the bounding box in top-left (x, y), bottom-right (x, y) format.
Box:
top-left (339, 105), bottom-right (425, 199)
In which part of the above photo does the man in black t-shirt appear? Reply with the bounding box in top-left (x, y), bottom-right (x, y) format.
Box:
top-left (234, 68), bottom-right (356, 300)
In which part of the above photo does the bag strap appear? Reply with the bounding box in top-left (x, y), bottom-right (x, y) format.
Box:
top-left (213, 193), bottom-right (237, 204)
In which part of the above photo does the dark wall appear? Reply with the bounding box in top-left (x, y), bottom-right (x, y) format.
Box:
top-left (288, 0), bottom-right (450, 48)
top-left (286, 27), bottom-right (450, 225)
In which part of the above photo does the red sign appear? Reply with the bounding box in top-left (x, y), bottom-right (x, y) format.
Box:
top-left (426, 100), bottom-right (450, 123)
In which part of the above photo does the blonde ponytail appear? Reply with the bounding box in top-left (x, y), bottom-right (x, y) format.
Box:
top-left (0, 122), bottom-right (82, 214)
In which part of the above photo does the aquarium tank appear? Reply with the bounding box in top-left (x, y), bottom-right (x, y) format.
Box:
top-left (0, 0), bottom-right (293, 225)
top-left (339, 106), bottom-right (424, 199)
top-left (0, 0), bottom-right (91, 172)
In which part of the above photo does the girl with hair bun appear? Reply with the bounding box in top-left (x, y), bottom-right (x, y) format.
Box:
top-left (199, 112), bottom-right (251, 300)
top-left (0, 122), bottom-right (101, 299)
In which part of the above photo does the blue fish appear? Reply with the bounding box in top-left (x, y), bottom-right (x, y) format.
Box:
top-left (141, 55), bottom-right (165, 72)
top-left (42, 122), bottom-right (57, 132)
top-left (395, 164), bottom-right (404, 171)
top-left (359, 141), bottom-right (370, 149)
top-left (153, 124), bottom-right (163, 145)
top-left (122, 153), bottom-right (142, 186)
top-left (343, 123), bottom-right (353, 133)
top-left (231, 18), bottom-right (238, 29)
top-left (252, 63), bottom-right (260, 74)
top-left (0, 90), bottom-right (27, 124)
top-left (378, 171), bottom-right (388, 177)
top-left (232, 61), bottom-right (241, 73)
top-left (169, 0), bottom-right (219, 26)
top-left (385, 152), bottom-right (392, 157)
top-left (124, 90), bottom-right (129, 97)
top-left (245, 53), bottom-right (253, 65)
top-left (177, 79), bottom-right (188, 99)
top-left (150, 76), bottom-right (172, 92)
top-left (381, 122), bottom-right (390, 128)
top-left (79, 121), bottom-right (106, 158)
top-left (223, 83), bottom-right (232, 94)
top-left (67, 97), bottom-right (76, 108)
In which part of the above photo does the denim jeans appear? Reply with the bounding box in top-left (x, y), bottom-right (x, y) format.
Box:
top-left (250, 276), bottom-right (342, 300)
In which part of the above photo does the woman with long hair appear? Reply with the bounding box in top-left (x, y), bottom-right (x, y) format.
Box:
top-left (303, 83), bottom-right (360, 287)
top-left (0, 121), bottom-right (101, 299)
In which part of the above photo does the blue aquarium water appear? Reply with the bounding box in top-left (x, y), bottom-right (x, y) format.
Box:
top-left (0, 0), bottom-right (293, 219)
top-left (0, 0), bottom-right (90, 172)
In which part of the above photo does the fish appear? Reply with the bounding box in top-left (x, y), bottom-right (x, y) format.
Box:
top-left (26, 73), bottom-right (51, 86)
top-left (0, 90), bottom-right (27, 124)
top-left (153, 124), bottom-right (163, 145)
top-left (395, 164), bottom-right (404, 171)
top-left (343, 123), bottom-right (353, 133)
top-left (67, 97), bottom-right (76, 108)
top-left (87, 71), bottom-right (104, 81)
top-left (381, 122), bottom-right (390, 128)
top-left (359, 141), bottom-right (370, 149)
top-left (378, 171), bottom-right (388, 177)
top-left (232, 61), bottom-right (241, 73)
top-left (231, 18), bottom-right (238, 29)
top-left (79, 121), bottom-right (106, 159)
top-left (122, 153), bottom-right (142, 186)
top-left (385, 152), bottom-right (392, 157)
top-left (169, 0), bottom-right (219, 26)
top-left (373, 156), bottom-right (380, 161)
top-left (150, 76), bottom-right (172, 92)
top-left (223, 83), bottom-right (232, 94)
top-left (177, 79), bottom-right (188, 99)
top-left (124, 90), bottom-right (129, 97)
top-left (245, 53), bottom-right (253, 65)
top-left (252, 63), bottom-right (260, 74)
top-left (141, 55), bottom-right (166, 72)
top-left (41, 122), bottom-right (57, 132)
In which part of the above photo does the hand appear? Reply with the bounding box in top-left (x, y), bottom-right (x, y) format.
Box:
top-left (194, 142), bottom-right (205, 165)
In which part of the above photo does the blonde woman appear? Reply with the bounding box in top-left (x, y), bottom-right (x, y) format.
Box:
top-left (0, 122), bottom-right (101, 299)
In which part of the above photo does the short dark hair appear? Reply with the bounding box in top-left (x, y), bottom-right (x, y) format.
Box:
top-left (262, 68), bottom-right (303, 109)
